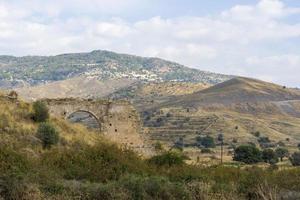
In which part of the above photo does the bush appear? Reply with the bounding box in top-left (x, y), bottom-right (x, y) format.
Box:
top-left (36, 122), bottom-right (59, 149)
top-left (233, 145), bottom-right (262, 164)
top-left (201, 148), bottom-right (212, 154)
top-left (262, 149), bottom-right (278, 164)
top-left (196, 136), bottom-right (215, 148)
top-left (148, 152), bottom-right (186, 167)
top-left (253, 131), bottom-right (261, 137)
top-left (258, 136), bottom-right (270, 144)
top-left (275, 148), bottom-right (289, 161)
top-left (41, 142), bottom-right (147, 182)
top-left (290, 152), bottom-right (300, 166)
top-left (32, 101), bottom-right (49, 122)
top-left (0, 147), bottom-right (36, 199)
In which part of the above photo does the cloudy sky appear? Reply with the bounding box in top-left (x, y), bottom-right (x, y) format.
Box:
top-left (0, 0), bottom-right (299, 86)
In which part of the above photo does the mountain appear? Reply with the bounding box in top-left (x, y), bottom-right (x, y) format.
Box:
top-left (0, 50), bottom-right (232, 89)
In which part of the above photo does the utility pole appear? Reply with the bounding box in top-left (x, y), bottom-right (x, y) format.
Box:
top-left (218, 133), bottom-right (224, 165)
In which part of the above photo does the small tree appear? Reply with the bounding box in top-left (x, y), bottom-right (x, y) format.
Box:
top-left (32, 101), bottom-right (49, 122)
top-left (148, 151), bottom-right (186, 167)
top-left (262, 149), bottom-right (278, 164)
top-left (197, 136), bottom-right (215, 148)
top-left (275, 148), bottom-right (289, 161)
top-left (233, 145), bottom-right (262, 164)
top-left (253, 131), bottom-right (261, 137)
top-left (36, 122), bottom-right (59, 149)
top-left (258, 136), bottom-right (270, 144)
top-left (290, 152), bottom-right (300, 166)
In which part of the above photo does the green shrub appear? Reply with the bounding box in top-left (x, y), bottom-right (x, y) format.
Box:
top-left (32, 101), bottom-right (49, 122)
top-left (148, 152), bottom-right (186, 167)
top-left (233, 145), bottom-right (262, 164)
top-left (197, 136), bottom-right (215, 148)
top-left (0, 147), bottom-right (36, 199)
top-left (262, 149), bottom-right (278, 164)
top-left (0, 146), bottom-right (30, 174)
top-left (252, 131), bottom-right (260, 137)
top-left (275, 147), bottom-right (289, 161)
top-left (258, 136), bottom-right (270, 144)
top-left (36, 122), bottom-right (59, 149)
top-left (41, 142), bottom-right (148, 182)
top-left (201, 148), bottom-right (212, 153)
top-left (290, 152), bottom-right (300, 166)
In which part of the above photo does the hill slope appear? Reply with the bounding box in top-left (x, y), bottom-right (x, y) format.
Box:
top-left (0, 50), bottom-right (232, 89)
top-left (16, 76), bottom-right (136, 101)
top-left (166, 77), bottom-right (300, 107)
top-left (139, 77), bottom-right (300, 152)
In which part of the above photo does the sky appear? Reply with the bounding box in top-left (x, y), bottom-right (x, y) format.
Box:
top-left (0, 0), bottom-right (299, 87)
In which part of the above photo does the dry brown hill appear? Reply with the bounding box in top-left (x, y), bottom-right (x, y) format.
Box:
top-left (166, 77), bottom-right (300, 107)
top-left (139, 77), bottom-right (300, 161)
top-left (15, 76), bottom-right (136, 101)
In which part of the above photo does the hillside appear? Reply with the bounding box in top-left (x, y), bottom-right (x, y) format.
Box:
top-left (2, 91), bottom-right (300, 199)
top-left (16, 76), bottom-right (136, 101)
top-left (165, 77), bottom-right (300, 107)
top-left (0, 50), bottom-right (232, 89)
top-left (139, 77), bottom-right (300, 155)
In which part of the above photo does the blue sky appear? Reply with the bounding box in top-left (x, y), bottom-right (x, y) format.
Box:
top-left (0, 0), bottom-right (299, 87)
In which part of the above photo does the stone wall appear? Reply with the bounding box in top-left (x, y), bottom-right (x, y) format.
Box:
top-left (43, 98), bottom-right (152, 155)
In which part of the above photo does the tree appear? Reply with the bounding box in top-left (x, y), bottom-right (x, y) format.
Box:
top-left (262, 149), bottom-right (278, 164)
top-left (148, 151), bottom-right (186, 167)
top-left (275, 148), bottom-right (289, 161)
top-left (32, 101), bottom-right (49, 122)
top-left (197, 136), bottom-right (215, 148)
top-left (233, 145), bottom-right (262, 164)
top-left (258, 136), bottom-right (270, 144)
top-left (36, 122), bottom-right (59, 149)
top-left (290, 152), bottom-right (300, 166)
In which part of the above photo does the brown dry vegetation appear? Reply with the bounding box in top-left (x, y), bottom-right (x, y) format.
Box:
top-left (2, 92), bottom-right (300, 200)
top-left (139, 78), bottom-right (300, 163)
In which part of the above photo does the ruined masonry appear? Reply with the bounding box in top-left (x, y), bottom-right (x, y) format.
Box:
top-left (43, 98), bottom-right (150, 154)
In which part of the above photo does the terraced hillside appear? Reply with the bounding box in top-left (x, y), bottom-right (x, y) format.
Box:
top-left (143, 109), bottom-right (218, 146)
top-left (140, 78), bottom-right (300, 154)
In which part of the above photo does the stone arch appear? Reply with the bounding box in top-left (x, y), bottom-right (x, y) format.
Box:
top-left (66, 109), bottom-right (103, 131)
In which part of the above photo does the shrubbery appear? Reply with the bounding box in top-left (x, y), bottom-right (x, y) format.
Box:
top-left (275, 147), bottom-right (289, 161)
top-left (32, 101), bottom-right (49, 122)
top-left (233, 145), bottom-right (262, 164)
top-left (262, 149), bottom-right (278, 164)
top-left (290, 152), bottom-right (300, 166)
top-left (196, 135), bottom-right (215, 148)
top-left (148, 151), bottom-right (186, 167)
top-left (36, 122), bottom-right (59, 149)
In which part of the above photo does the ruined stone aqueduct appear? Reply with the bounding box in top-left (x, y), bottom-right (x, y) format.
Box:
top-left (43, 98), bottom-right (148, 152)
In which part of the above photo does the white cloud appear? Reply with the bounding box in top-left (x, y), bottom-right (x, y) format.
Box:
top-left (245, 55), bottom-right (300, 86)
top-left (0, 0), bottom-right (299, 86)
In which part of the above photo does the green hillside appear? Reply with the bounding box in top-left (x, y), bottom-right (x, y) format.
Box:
top-left (0, 50), bottom-right (232, 88)
top-left (1, 92), bottom-right (300, 199)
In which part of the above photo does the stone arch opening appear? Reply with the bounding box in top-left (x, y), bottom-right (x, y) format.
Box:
top-left (67, 110), bottom-right (101, 130)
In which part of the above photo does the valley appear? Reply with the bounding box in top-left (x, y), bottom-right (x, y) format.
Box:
top-left (2, 51), bottom-right (300, 164)
top-left (1, 50), bottom-right (300, 199)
